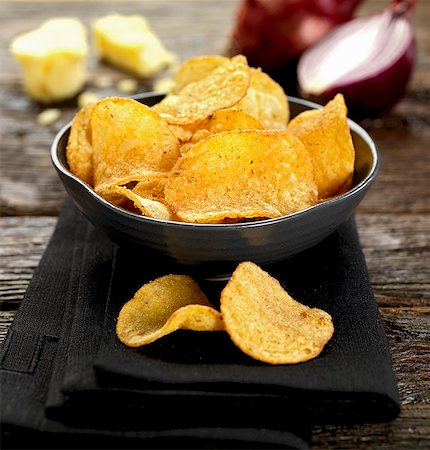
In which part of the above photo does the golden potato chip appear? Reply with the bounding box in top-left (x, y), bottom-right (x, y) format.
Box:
top-left (132, 172), bottom-right (169, 201)
top-left (151, 55), bottom-right (250, 125)
top-left (176, 108), bottom-right (264, 154)
top-left (164, 129), bottom-right (318, 223)
top-left (168, 124), bottom-right (195, 143)
top-left (178, 141), bottom-right (195, 155)
top-left (90, 97), bottom-right (180, 191)
top-left (171, 54), bottom-right (229, 94)
top-left (235, 68), bottom-right (290, 129)
top-left (189, 129), bottom-right (211, 143)
top-left (116, 275), bottom-right (224, 347)
top-left (193, 107), bottom-right (264, 138)
top-left (98, 185), bottom-right (172, 220)
top-left (220, 261), bottom-right (334, 364)
top-left (288, 93), bottom-right (355, 199)
top-left (66, 103), bottom-right (95, 186)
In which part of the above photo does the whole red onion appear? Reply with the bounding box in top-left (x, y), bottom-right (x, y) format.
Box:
top-left (297, 0), bottom-right (418, 119)
top-left (230, 0), bottom-right (363, 72)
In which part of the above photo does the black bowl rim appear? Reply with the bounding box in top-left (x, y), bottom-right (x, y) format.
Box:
top-left (51, 92), bottom-right (380, 230)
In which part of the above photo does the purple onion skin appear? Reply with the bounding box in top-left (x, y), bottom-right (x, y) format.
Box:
top-left (305, 38), bottom-right (416, 120)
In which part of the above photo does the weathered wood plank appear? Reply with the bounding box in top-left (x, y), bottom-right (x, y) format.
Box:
top-left (357, 214), bottom-right (430, 307)
top-left (312, 404), bottom-right (430, 449)
top-left (0, 216), bottom-right (57, 308)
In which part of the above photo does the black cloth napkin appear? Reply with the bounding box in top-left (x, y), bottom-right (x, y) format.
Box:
top-left (0, 199), bottom-right (400, 449)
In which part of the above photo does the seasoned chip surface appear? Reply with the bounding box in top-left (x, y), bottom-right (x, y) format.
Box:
top-left (66, 103), bottom-right (95, 186)
top-left (152, 55), bottom-right (251, 125)
top-left (288, 93), bottom-right (355, 199)
top-left (192, 107), bottom-right (264, 137)
top-left (220, 261), bottom-right (334, 364)
top-left (171, 54), bottom-right (229, 94)
top-left (236, 68), bottom-right (290, 129)
top-left (164, 129), bottom-right (318, 223)
top-left (90, 97), bottom-right (180, 191)
top-left (116, 275), bottom-right (224, 347)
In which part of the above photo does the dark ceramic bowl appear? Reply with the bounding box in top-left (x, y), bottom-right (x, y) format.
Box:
top-left (51, 93), bottom-right (379, 274)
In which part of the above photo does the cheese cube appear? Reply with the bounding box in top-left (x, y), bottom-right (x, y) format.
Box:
top-left (92, 14), bottom-right (175, 78)
top-left (10, 18), bottom-right (88, 103)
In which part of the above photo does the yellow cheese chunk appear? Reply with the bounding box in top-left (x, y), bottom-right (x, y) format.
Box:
top-left (10, 18), bottom-right (88, 103)
top-left (92, 14), bottom-right (175, 78)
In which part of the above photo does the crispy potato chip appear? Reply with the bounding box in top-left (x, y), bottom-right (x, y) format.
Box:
top-left (177, 108), bottom-right (264, 154)
top-left (171, 54), bottom-right (228, 94)
top-left (66, 103), bottom-right (95, 186)
top-left (178, 141), bottom-right (195, 155)
top-left (193, 107), bottom-right (264, 138)
top-left (236, 68), bottom-right (290, 129)
top-left (132, 172), bottom-right (169, 201)
top-left (164, 129), bottom-right (318, 223)
top-left (220, 261), bottom-right (334, 364)
top-left (98, 185), bottom-right (172, 220)
top-left (90, 97), bottom-right (180, 191)
top-left (151, 55), bottom-right (251, 125)
top-left (288, 93), bottom-right (355, 199)
top-left (116, 275), bottom-right (224, 347)
top-left (168, 124), bottom-right (195, 142)
top-left (190, 129), bottom-right (212, 142)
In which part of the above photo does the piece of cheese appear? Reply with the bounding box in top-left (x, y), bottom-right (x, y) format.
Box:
top-left (10, 18), bottom-right (88, 103)
top-left (93, 14), bottom-right (175, 78)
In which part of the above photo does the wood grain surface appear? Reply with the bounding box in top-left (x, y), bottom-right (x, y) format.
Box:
top-left (1, 1), bottom-right (429, 448)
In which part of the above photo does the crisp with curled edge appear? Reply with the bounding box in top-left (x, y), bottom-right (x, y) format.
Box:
top-left (152, 55), bottom-right (252, 125)
top-left (116, 275), bottom-right (224, 347)
top-left (288, 93), bottom-right (355, 199)
top-left (220, 261), bottom-right (334, 364)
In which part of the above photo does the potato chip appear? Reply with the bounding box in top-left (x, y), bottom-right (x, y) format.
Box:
top-left (220, 261), bottom-right (334, 364)
top-left (164, 129), bottom-right (318, 223)
top-left (98, 185), bottom-right (172, 220)
top-left (177, 108), bottom-right (264, 154)
top-left (235, 68), bottom-right (290, 129)
top-left (151, 55), bottom-right (251, 125)
top-left (168, 124), bottom-right (195, 143)
top-left (288, 93), bottom-right (355, 199)
top-left (193, 107), bottom-right (264, 137)
top-left (132, 172), bottom-right (169, 201)
top-left (90, 97), bottom-right (180, 191)
top-left (171, 54), bottom-right (228, 94)
top-left (66, 103), bottom-right (95, 186)
top-left (178, 141), bottom-right (195, 155)
top-left (116, 275), bottom-right (224, 347)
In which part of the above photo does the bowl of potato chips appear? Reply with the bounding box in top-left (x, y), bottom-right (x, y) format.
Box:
top-left (51, 55), bottom-right (379, 273)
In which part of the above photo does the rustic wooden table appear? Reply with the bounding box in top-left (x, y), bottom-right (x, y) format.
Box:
top-left (1, 1), bottom-right (429, 448)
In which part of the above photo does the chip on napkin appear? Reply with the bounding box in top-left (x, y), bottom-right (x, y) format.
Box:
top-left (220, 261), bottom-right (334, 364)
top-left (116, 275), bottom-right (224, 347)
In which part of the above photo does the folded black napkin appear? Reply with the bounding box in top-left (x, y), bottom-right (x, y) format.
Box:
top-left (1, 199), bottom-right (400, 449)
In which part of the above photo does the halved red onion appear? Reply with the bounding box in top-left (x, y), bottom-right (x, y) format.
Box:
top-left (229, 0), bottom-right (363, 72)
top-left (297, 0), bottom-right (417, 119)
